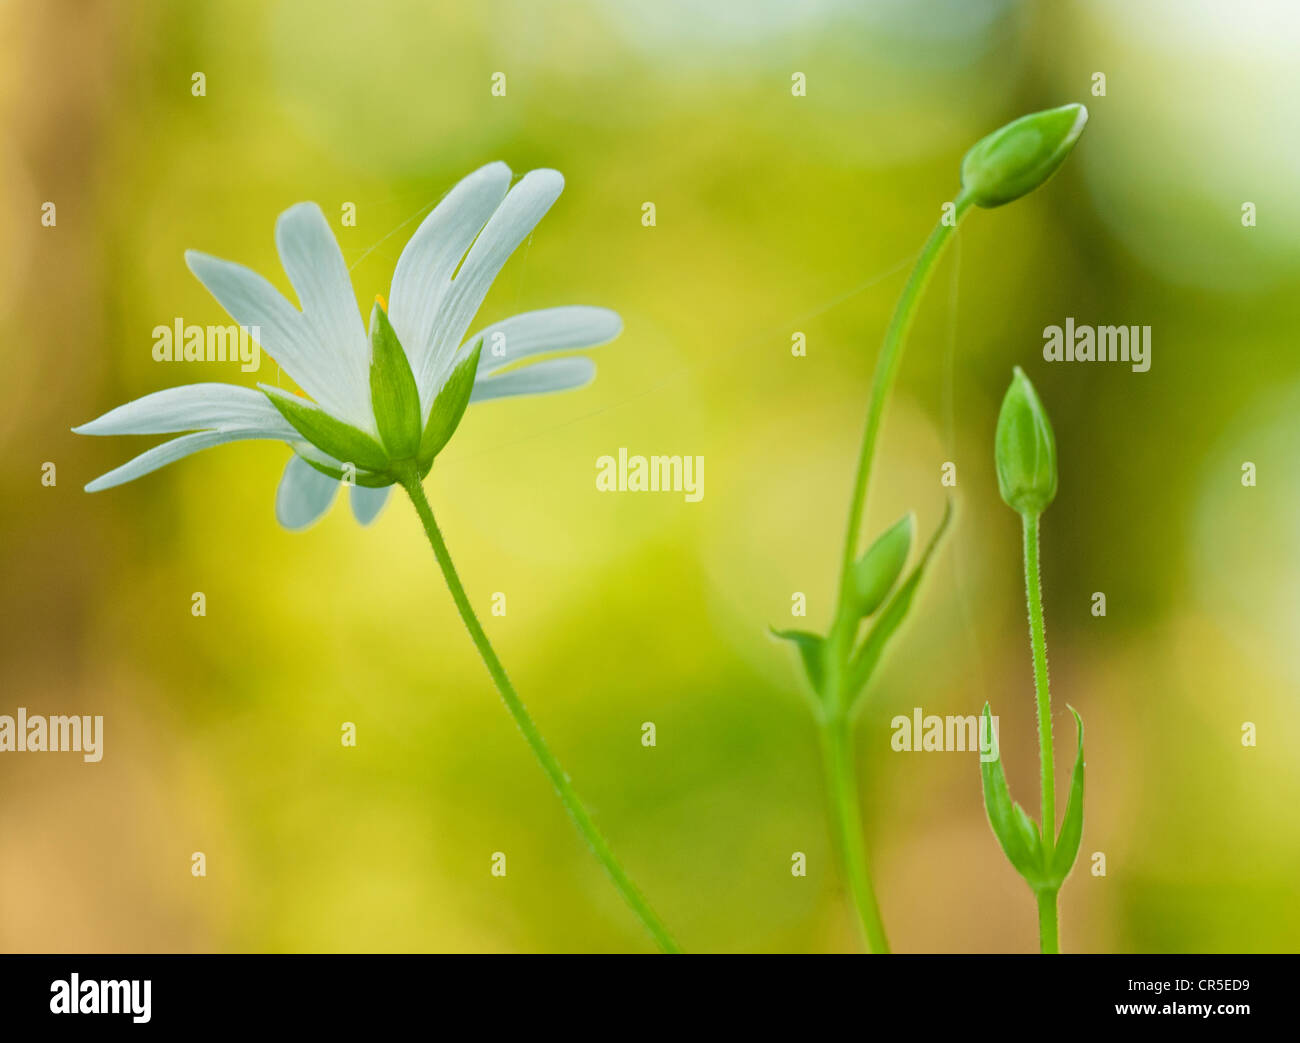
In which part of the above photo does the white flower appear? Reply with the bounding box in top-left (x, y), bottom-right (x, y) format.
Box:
top-left (75, 162), bottom-right (622, 529)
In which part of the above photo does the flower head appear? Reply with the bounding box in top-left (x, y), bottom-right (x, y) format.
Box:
top-left (994, 366), bottom-right (1057, 516)
top-left (75, 163), bottom-right (621, 529)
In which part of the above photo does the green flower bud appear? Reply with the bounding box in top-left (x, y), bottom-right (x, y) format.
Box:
top-left (995, 367), bottom-right (1057, 516)
top-left (848, 512), bottom-right (913, 619)
top-left (960, 104), bottom-right (1088, 209)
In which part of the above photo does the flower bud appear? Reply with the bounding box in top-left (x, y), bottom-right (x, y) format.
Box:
top-left (960, 104), bottom-right (1088, 209)
top-left (848, 512), bottom-right (913, 619)
top-left (995, 367), bottom-right (1057, 515)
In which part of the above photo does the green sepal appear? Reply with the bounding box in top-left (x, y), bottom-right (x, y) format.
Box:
top-left (844, 499), bottom-right (953, 704)
top-left (1049, 707), bottom-right (1086, 886)
top-left (368, 302), bottom-right (423, 460)
top-left (261, 387), bottom-right (389, 473)
top-left (771, 628), bottom-right (827, 699)
top-left (847, 512), bottom-right (913, 620)
top-left (292, 447), bottom-right (394, 488)
top-left (418, 339), bottom-right (481, 470)
top-left (979, 703), bottom-right (1050, 891)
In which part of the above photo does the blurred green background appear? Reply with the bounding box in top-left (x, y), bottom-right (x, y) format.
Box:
top-left (2, 0), bottom-right (1298, 953)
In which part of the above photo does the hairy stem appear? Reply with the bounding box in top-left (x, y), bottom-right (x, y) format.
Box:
top-left (1021, 512), bottom-right (1056, 851)
top-left (820, 714), bottom-right (890, 953)
top-left (401, 475), bottom-right (680, 953)
top-left (1023, 511), bottom-right (1061, 954)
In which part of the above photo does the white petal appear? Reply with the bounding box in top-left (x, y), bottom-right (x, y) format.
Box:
top-left (73, 383), bottom-right (296, 437)
top-left (418, 169), bottom-right (565, 402)
top-left (469, 356), bottom-right (595, 403)
top-left (471, 307), bottom-right (622, 376)
top-left (185, 250), bottom-right (352, 419)
top-left (85, 428), bottom-right (291, 492)
top-left (389, 162), bottom-right (512, 399)
top-left (275, 454), bottom-right (340, 530)
top-left (349, 484), bottom-right (392, 526)
top-left (274, 203), bottom-right (375, 434)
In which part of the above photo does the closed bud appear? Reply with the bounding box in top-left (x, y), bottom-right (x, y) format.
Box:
top-left (849, 512), bottom-right (914, 619)
top-left (961, 104), bottom-right (1088, 209)
top-left (995, 367), bottom-right (1057, 516)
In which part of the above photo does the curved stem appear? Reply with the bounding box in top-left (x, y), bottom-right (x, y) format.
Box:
top-left (817, 192), bottom-right (972, 952)
top-left (836, 192), bottom-right (973, 601)
top-left (400, 475), bottom-right (680, 953)
top-left (820, 715), bottom-right (890, 953)
top-left (1021, 512), bottom-right (1056, 850)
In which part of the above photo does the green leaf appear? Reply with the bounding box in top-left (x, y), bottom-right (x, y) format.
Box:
top-left (418, 339), bottom-right (482, 468)
top-left (847, 512), bottom-right (913, 620)
top-left (262, 387), bottom-right (389, 472)
top-left (771, 628), bottom-right (827, 697)
top-left (1049, 706), bottom-right (1086, 885)
top-left (979, 703), bottom-right (1049, 890)
top-left (844, 500), bottom-right (953, 703)
top-left (368, 302), bottom-right (422, 460)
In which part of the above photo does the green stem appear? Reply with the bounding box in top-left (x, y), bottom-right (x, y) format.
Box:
top-left (836, 192), bottom-right (973, 599)
top-left (817, 191), bottom-right (972, 951)
top-left (1021, 512), bottom-right (1055, 850)
top-left (400, 474), bottom-right (680, 953)
top-left (1023, 511), bottom-right (1062, 954)
top-left (820, 714), bottom-right (890, 953)
top-left (1037, 888), bottom-right (1060, 954)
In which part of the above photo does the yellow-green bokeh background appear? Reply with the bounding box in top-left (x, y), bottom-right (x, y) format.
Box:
top-left (2, 0), bottom-right (1298, 952)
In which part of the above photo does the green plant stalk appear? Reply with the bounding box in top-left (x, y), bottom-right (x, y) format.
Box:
top-left (1022, 510), bottom-right (1058, 954)
top-left (820, 714), bottom-right (890, 953)
top-left (836, 191), bottom-right (973, 596)
top-left (400, 473), bottom-right (680, 954)
top-left (820, 191), bottom-right (973, 952)
top-left (1022, 512), bottom-right (1056, 843)
top-left (1037, 888), bottom-right (1060, 954)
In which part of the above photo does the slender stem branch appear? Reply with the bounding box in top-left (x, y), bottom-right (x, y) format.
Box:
top-left (1037, 888), bottom-right (1060, 955)
top-left (819, 714), bottom-right (890, 953)
top-left (400, 474), bottom-right (680, 953)
top-left (835, 192), bottom-right (973, 602)
top-left (1021, 512), bottom-right (1056, 849)
top-left (816, 192), bottom-right (972, 952)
